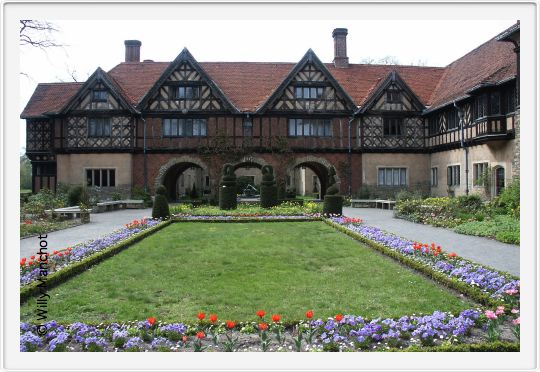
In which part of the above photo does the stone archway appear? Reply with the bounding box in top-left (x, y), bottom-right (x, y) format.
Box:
top-left (155, 156), bottom-right (209, 200)
top-left (231, 155), bottom-right (269, 170)
top-left (286, 156), bottom-right (340, 198)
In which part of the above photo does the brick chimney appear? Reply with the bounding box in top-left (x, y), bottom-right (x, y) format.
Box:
top-left (332, 28), bottom-right (349, 68)
top-left (124, 40), bottom-right (141, 62)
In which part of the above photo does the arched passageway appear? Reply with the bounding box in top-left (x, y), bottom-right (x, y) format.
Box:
top-left (286, 157), bottom-right (339, 199)
top-left (155, 157), bottom-right (210, 201)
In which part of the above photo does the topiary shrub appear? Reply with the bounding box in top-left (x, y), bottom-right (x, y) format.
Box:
top-left (323, 166), bottom-right (343, 216)
top-left (260, 165), bottom-right (278, 208)
top-left (152, 185), bottom-right (170, 219)
top-left (219, 164), bottom-right (237, 210)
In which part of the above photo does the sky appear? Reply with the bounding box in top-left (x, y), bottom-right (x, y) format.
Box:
top-left (19, 19), bottom-right (516, 153)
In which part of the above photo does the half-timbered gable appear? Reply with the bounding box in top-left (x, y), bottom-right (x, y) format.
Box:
top-left (58, 68), bottom-right (137, 150)
top-left (138, 48), bottom-right (238, 113)
top-left (359, 71), bottom-right (425, 150)
top-left (259, 49), bottom-right (356, 114)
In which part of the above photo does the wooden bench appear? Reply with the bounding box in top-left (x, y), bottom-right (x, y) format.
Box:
top-left (351, 199), bottom-right (377, 208)
top-left (48, 206), bottom-right (82, 219)
top-left (375, 199), bottom-right (396, 210)
top-left (351, 199), bottom-right (396, 210)
top-left (96, 199), bottom-right (145, 213)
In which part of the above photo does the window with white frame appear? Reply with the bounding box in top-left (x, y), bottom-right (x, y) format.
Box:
top-left (377, 168), bottom-right (407, 187)
top-left (163, 118), bottom-right (207, 137)
top-left (447, 165), bottom-right (461, 186)
top-left (295, 86), bottom-right (324, 99)
top-left (288, 119), bottom-right (332, 137)
top-left (86, 169), bottom-right (115, 187)
top-left (473, 162), bottom-right (489, 186)
top-left (431, 167), bottom-right (438, 187)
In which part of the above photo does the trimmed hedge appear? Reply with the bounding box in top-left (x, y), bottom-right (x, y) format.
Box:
top-left (399, 341), bottom-right (519, 352)
top-left (325, 220), bottom-right (509, 308)
top-left (152, 185), bottom-right (170, 219)
top-left (323, 195), bottom-right (343, 215)
top-left (20, 220), bottom-right (172, 303)
top-left (323, 166), bottom-right (343, 216)
top-left (172, 218), bottom-right (321, 223)
top-left (260, 165), bottom-right (278, 208)
top-left (219, 164), bottom-right (237, 210)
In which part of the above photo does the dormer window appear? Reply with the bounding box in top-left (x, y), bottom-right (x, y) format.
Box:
top-left (295, 86), bottom-right (324, 99)
top-left (386, 90), bottom-right (401, 103)
top-left (92, 90), bottom-right (108, 102)
top-left (175, 86), bottom-right (200, 100)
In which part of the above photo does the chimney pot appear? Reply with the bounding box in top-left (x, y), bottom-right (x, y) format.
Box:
top-left (124, 40), bottom-right (141, 62)
top-left (332, 28), bottom-right (349, 68)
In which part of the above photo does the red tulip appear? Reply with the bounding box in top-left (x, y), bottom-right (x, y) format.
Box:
top-left (227, 320), bottom-right (236, 329)
top-left (335, 314), bottom-right (343, 322)
top-left (196, 331), bottom-right (205, 339)
top-left (272, 314), bottom-right (281, 322)
top-left (197, 312), bottom-right (205, 320)
top-left (259, 322), bottom-right (268, 331)
top-left (449, 252), bottom-right (457, 258)
top-left (306, 310), bottom-right (314, 319)
top-left (209, 314), bottom-right (218, 323)
top-left (256, 310), bottom-right (266, 318)
top-left (148, 317), bottom-right (156, 326)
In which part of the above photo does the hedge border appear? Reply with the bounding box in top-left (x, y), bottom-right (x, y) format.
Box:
top-left (325, 220), bottom-right (511, 308)
top-left (397, 341), bottom-right (519, 352)
top-left (20, 220), bottom-right (173, 303)
top-left (172, 217), bottom-right (322, 223)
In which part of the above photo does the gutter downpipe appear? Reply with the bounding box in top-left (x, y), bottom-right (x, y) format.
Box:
top-left (142, 115), bottom-right (148, 193)
top-left (348, 107), bottom-right (362, 197)
top-left (454, 101), bottom-right (469, 195)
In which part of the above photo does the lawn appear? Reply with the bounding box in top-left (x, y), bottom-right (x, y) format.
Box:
top-left (20, 222), bottom-right (474, 323)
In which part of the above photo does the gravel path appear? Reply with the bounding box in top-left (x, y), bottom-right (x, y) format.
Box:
top-left (20, 208), bottom-right (152, 259)
top-left (343, 207), bottom-right (520, 276)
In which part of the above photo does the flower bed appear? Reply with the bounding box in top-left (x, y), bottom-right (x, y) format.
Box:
top-left (173, 215), bottom-right (321, 222)
top-left (20, 308), bottom-right (519, 352)
top-left (170, 201), bottom-right (322, 217)
top-left (20, 219), bottom-right (169, 303)
top-left (328, 217), bottom-right (519, 306)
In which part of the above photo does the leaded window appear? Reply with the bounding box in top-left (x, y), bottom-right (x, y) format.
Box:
top-left (86, 168), bottom-right (115, 187)
top-left (378, 167), bottom-right (407, 186)
top-left (175, 86), bottom-right (200, 100)
top-left (473, 162), bottom-right (489, 186)
top-left (294, 86), bottom-right (324, 99)
top-left (386, 90), bottom-right (401, 103)
top-left (447, 165), bottom-right (461, 186)
top-left (92, 90), bottom-right (108, 102)
top-left (288, 119), bottom-right (332, 137)
top-left (88, 118), bottom-right (111, 137)
top-left (163, 118), bottom-right (207, 137)
top-left (383, 118), bottom-right (404, 136)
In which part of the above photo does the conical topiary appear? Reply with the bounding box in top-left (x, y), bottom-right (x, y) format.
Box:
top-left (323, 166), bottom-right (343, 216)
top-left (152, 185), bottom-right (170, 219)
top-left (219, 163), bottom-right (237, 210)
top-left (260, 165), bottom-right (278, 208)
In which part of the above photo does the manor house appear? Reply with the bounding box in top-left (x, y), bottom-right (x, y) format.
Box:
top-left (22, 23), bottom-right (520, 200)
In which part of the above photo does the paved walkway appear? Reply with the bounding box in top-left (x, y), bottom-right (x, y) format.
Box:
top-left (20, 208), bottom-right (152, 259)
top-left (343, 207), bottom-right (520, 276)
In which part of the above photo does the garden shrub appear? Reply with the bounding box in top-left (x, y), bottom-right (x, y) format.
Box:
top-left (132, 186), bottom-right (153, 207)
top-left (22, 188), bottom-right (65, 217)
top-left (277, 182), bottom-right (286, 200)
top-left (219, 164), bottom-right (237, 210)
top-left (111, 192), bottom-right (123, 201)
top-left (152, 185), bottom-right (170, 219)
top-left (67, 186), bottom-right (83, 206)
top-left (260, 165), bottom-right (278, 208)
top-left (323, 167), bottom-right (343, 216)
top-left (493, 178), bottom-right (520, 217)
top-left (454, 214), bottom-right (519, 244)
top-left (455, 194), bottom-right (484, 212)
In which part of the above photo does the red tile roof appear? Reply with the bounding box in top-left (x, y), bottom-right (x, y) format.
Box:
top-left (21, 83), bottom-right (83, 118)
top-left (428, 37), bottom-right (516, 110)
top-left (21, 24), bottom-right (517, 118)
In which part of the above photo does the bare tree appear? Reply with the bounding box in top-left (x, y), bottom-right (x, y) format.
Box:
top-left (359, 55), bottom-right (401, 65)
top-left (20, 20), bottom-right (62, 50)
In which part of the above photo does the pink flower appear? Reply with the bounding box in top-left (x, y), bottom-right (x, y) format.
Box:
top-left (511, 308), bottom-right (520, 314)
top-left (513, 317), bottom-right (520, 325)
top-left (505, 289), bottom-right (519, 295)
top-left (495, 306), bottom-right (505, 315)
top-left (485, 310), bottom-right (498, 320)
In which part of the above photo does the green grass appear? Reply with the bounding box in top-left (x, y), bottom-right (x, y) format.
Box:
top-left (454, 215), bottom-right (520, 245)
top-left (20, 222), bottom-right (474, 323)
